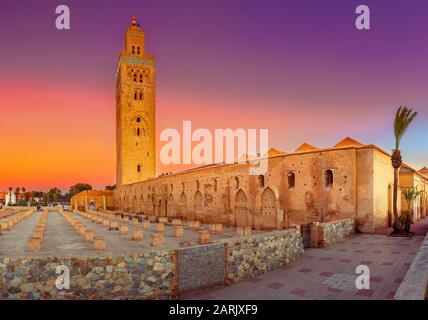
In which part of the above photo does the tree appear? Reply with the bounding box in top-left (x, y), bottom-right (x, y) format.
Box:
top-left (391, 106), bottom-right (418, 234)
top-left (47, 188), bottom-right (62, 204)
top-left (401, 187), bottom-right (422, 233)
top-left (32, 191), bottom-right (45, 204)
top-left (105, 184), bottom-right (116, 191)
top-left (68, 183), bottom-right (92, 198)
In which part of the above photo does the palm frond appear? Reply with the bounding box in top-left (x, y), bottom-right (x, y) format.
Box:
top-left (402, 187), bottom-right (422, 209)
top-left (393, 106), bottom-right (418, 149)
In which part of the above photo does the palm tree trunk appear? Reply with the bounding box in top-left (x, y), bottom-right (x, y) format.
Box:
top-left (393, 167), bottom-right (401, 232)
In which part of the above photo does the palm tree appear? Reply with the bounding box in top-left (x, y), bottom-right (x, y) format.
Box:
top-left (402, 187), bottom-right (422, 233)
top-left (391, 106), bottom-right (418, 233)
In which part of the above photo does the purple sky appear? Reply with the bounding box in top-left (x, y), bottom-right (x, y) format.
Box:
top-left (0, 0), bottom-right (427, 189)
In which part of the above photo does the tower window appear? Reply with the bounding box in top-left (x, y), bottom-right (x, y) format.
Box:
top-left (137, 165), bottom-right (141, 172)
top-left (140, 93), bottom-right (143, 100)
top-left (258, 175), bottom-right (265, 188)
top-left (137, 47), bottom-right (140, 55)
top-left (287, 172), bottom-right (295, 189)
top-left (137, 128), bottom-right (140, 136)
top-left (132, 46), bottom-right (135, 54)
top-left (134, 92), bottom-right (137, 100)
top-left (136, 117), bottom-right (140, 123)
top-left (324, 170), bottom-right (334, 188)
top-left (133, 74), bottom-right (137, 82)
top-left (140, 75), bottom-right (143, 83)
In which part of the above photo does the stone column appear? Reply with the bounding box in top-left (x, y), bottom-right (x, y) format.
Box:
top-left (103, 195), bottom-right (107, 211)
top-left (84, 195), bottom-right (88, 212)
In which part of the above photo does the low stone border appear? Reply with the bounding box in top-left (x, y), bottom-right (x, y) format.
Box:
top-left (394, 232), bottom-right (428, 300)
top-left (0, 253), bottom-right (175, 300)
top-left (0, 229), bottom-right (304, 299)
top-left (225, 230), bottom-right (304, 284)
top-left (318, 218), bottom-right (355, 248)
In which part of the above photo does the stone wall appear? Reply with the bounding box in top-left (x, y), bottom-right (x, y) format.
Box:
top-left (0, 251), bottom-right (176, 300)
top-left (177, 243), bottom-right (226, 292)
top-left (226, 230), bottom-right (304, 283)
top-left (0, 230), bottom-right (304, 299)
top-left (111, 145), bottom-right (376, 230)
top-left (318, 218), bottom-right (355, 248)
top-left (394, 232), bottom-right (428, 300)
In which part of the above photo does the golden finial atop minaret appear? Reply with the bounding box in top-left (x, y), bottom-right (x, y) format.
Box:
top-left (131, 13), bottom-right (137, 27)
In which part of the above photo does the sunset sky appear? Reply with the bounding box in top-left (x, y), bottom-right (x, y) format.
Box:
top-left (0, 0), bottom-right (427, 192)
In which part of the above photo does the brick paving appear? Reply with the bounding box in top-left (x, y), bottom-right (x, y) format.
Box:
top-left (183, 218), bottom-right (428, 300)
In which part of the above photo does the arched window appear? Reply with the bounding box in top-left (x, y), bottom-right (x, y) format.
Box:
top-left (140, 93), bottom-right (143, 100)
top-left (139, 74), bottom-right (143, 83)
top-left (324, 170), bottom-right (334, 188)
top-left (136, 117), bottom-right (141, 123)
top-left (137, 165), bottom-right (141, 172)
top-left (287, 172), bottom-right (295, 189)
top-left (134, 92), bottom-right (137, 100)
top-left (258, 175), bottom-right (265, 188)
top-left (137, 47), bottom-right (140, 55)
top-left (137, 128), bottom-right (140, 136)
top-left (132, 46), bottom-right (135, 54)
top-left (133, 74), bottom-right (137, 82)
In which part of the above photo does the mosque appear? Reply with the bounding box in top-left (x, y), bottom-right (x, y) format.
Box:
top-left (71, 15), bottom-right (428, 234)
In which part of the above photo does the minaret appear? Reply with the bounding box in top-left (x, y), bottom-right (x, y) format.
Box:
top-left (116, 14), bottom-right (156, 186)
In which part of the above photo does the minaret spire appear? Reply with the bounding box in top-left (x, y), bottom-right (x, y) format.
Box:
top-left (131, 13), bottom-right (137, 27)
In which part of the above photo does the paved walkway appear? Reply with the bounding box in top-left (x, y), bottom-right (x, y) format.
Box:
top-left (41, 210), bottom-right (93, 256)
top-left (0, 211), bottom-right (93, 257)
top-left (0, 211), bottom-right (41, 256)
top-left (183, 221), bottom-right (428, 300)
top-left (0, 210), bottom-right (271, 258)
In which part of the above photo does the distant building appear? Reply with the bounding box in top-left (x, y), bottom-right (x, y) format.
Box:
top-left (5, 192), bottom-right (16, 205)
